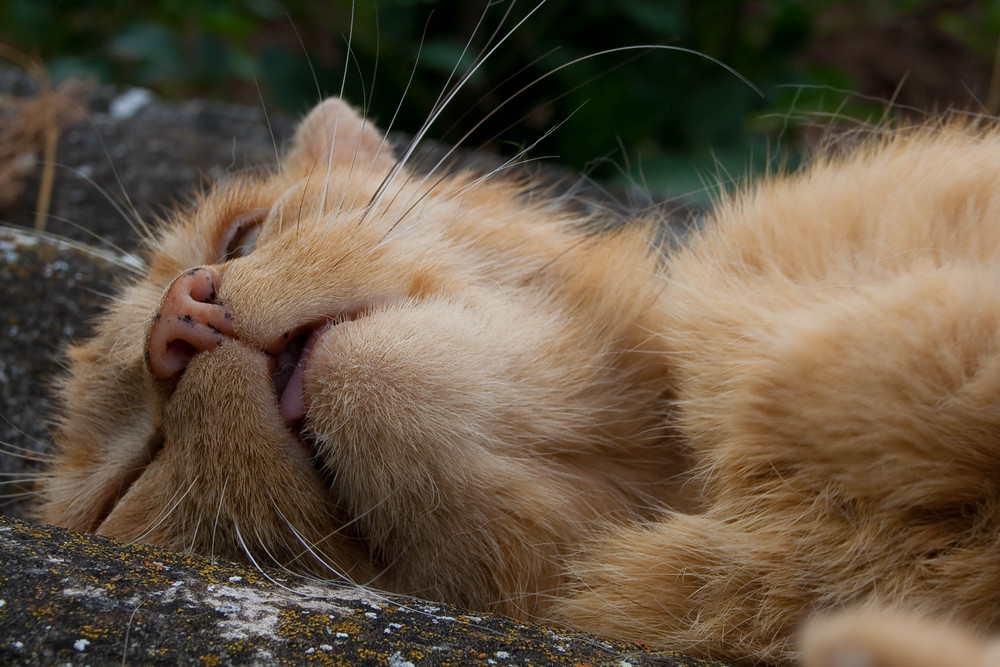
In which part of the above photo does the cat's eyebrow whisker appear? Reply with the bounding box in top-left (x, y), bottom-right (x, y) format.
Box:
top-left (361, 4), bottom-right (490, 214)
top-left (316, 0), bottom-right (360, 218)
top-left (374, 109), bottom-right (571, 247)
top-left (317, 110), bottom-right (341, 219)
top-left (371, 169), bottom-right (455, 248)
top-left (402, 44), bottom-right (758, 210)
top-left (444, 150), bottom-right (556, 203)
top-left (356, 16), bottom-right (431, 225)
top-left (252, 72), bottom-right (280, 167)
top-left (338, 11), bottom-right (394, 218)
top-left (368, 1), bottom-right (549, 218)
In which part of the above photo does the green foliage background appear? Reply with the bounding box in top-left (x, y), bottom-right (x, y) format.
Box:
top-left (1, 0), bottom-right (997, 201)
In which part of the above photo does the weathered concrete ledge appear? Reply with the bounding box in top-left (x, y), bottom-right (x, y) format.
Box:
top-left (0, 514), bottom-right (719, 666)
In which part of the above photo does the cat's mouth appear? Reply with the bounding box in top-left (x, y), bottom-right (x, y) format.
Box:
top-left (270, 307), bottom-right (370, 427)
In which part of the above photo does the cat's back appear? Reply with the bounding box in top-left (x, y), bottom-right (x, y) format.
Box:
top-left (679, 124), bottom-right (1000, 288)
top-left (661, 121), bottom-right (1000, 502)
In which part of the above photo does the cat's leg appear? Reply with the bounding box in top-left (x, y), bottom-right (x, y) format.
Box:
top-left (563, 266), bottom-right (1000, 663)
top-left (552, 512), bottom-right (802, 665)
top-left (801, 610), bottom-right (1000, 667)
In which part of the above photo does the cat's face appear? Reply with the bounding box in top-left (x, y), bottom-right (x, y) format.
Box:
top-left (36, 98), bottom-right (690, 615)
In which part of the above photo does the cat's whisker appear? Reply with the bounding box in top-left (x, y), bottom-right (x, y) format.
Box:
top-left (368, 1), bottom-right (549, 218)
top-left (0, 220), bottom-right (144, 275)
top-left (251, 72), bottom-right (280, 168)
top-left (232, 522), bottom-right (335, 598)
top-left (209, 476), bottom-right (229, 563)
top-left (0, 490), bottom-right (39, 502)
top-left (33, 90), bottom-right (156, 244)
top-left (276, 514), bottom-right (356, 584)
top-left (186, 512), bottom-right (203, 554)
top-left (0, 438), bottom-right (53, 463)
top-left (373, 121), bottom-right (569, 250)
top-left (131, 476), bottom-right (199, 543)
top-left (52, 219), bottom-right (145, 272)
top-left (0, 471), bottom-right (42, 481)
top-left (338, 11), bottom-right (397, 218)
top-left (393, 41), bottom-right (759, 217)
top-left (359, 4), bottom-right (495, 217)
top-left (52, 159), bottom-right (152, 245)
top-left (315, 1), bottom-right (360, 219)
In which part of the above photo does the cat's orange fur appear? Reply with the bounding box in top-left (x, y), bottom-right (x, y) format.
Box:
top-left (33, 97), bottom-right (1000, 665)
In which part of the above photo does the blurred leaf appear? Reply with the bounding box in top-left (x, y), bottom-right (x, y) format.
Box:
top-left (109, 21), bottom-right (180, 62)
top-left (1, 0), bottom-right (993, 194)
top-left (47, 55), bottom-right (113, 86)
top-left (619, 1), bottom-right (685, 34)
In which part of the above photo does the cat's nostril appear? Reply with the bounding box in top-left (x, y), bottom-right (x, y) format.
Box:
top-left (146, 267), bottom-right (235, 380)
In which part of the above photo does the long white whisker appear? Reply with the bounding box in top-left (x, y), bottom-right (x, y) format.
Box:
top-left (252, 72), bottom-right (280, 167)
top-left (22, 216), bottom-right (145, 274)
top-left (318, 0), bottom-right (357, 217)
top-left (375, 109), bottom-right (572, 247)
top-left (132, 476), bottom-right (199, 543)
top-left (269, 501), bottom-right (355, 583)
top-left (48, 161), bottom-right (153, 247)
top-left (232, 522), bottom-right (329, 597)
top-left (210, 476), bottom-right (229, 561)
top-left (367, 0), bottom-right (550, 217)
top-left (422, 44), bottom-right (762, 193)
top-left (0, 437), bottom-right (53, 462)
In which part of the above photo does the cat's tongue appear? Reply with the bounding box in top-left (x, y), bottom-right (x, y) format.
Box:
top-left (276, 326), bottom-right (326, 425)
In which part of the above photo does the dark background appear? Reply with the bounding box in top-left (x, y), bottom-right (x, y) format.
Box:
top-left (1, 0), bottom-right (996, 201)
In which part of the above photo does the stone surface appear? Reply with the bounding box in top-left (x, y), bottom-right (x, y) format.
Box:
top-left (0, 225), bottom-right (135, 518)
top-left (0, 514), bottom-right (715, 666)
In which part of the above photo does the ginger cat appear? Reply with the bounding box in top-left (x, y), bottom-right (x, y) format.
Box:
top-left (33, 96), bottom-right (1000, 665)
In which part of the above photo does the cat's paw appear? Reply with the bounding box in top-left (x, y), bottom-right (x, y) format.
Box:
top-left (551, 514), bottom-right (796, 665)
top-left (800, 610), bottom-right (1000, 667)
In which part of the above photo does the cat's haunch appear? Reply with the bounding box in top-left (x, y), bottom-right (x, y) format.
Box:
top-left (35, 97), bottom-right (1000, 666)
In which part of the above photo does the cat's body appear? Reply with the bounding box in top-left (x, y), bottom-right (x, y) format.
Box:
top-left (32, 93), bottom-right (1000, 665)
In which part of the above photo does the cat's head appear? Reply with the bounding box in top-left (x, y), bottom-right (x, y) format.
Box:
top-left (36, 97), bottom-right (687, 614)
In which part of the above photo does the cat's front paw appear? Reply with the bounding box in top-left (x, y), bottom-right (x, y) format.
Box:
top-left (552, 514), bottom-right (796, 666)
top-left (800, 610), bottom-right (1000, 667)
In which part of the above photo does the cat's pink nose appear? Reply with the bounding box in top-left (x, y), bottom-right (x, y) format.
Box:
top-left (146, 267), bottom-right (235, 380)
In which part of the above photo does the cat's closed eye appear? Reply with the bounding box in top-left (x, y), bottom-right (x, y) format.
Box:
top-left (219, 208), bottom-right (268, 262)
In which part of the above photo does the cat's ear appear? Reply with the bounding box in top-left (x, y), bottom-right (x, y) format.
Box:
top-left (284, 97), bottom-right (397, 176)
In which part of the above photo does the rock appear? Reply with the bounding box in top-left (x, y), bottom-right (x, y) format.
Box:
top-left (0, 514), bottom-right (707, 666)
top-left (0, 225), bottom-right (135, 518)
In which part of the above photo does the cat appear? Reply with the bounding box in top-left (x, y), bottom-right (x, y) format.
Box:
top-left (29, 86), bottom-right (1000, 664)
